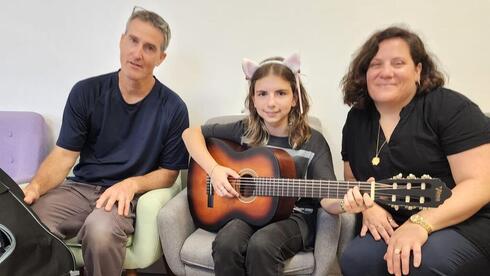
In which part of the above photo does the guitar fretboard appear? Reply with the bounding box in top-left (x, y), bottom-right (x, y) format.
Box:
top-left (206, 177), bottom-right (380, 199)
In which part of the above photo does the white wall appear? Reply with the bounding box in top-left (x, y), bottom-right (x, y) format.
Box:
top-left (1, 0), bottom-right (489, 178)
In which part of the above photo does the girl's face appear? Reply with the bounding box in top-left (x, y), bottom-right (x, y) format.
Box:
top-left (366, 37), bottom-right (421, 110)
top-left (253, 73), bottom-right (296, 137)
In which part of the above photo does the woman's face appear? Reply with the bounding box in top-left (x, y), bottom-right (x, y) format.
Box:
top-left (366, 38), bottom-right (422, 110)
top-left (253, 73), bottom-right (296, 136)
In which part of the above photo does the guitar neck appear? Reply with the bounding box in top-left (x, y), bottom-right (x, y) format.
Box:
top-left (213, 177), bottom-right (375, 199)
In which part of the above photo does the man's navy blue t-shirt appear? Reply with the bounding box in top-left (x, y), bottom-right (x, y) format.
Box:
top-left (57, 71), bottom-right (189, 187)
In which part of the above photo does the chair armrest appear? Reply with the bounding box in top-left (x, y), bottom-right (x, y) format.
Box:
top-left (158, 188), bottom-right (196, 276)
top-left (312, 208), bottom-right (341, 276)
top-left (338, 213), bottom-right (356, 256)
top-left (123, 176), bottom-right (183, 268)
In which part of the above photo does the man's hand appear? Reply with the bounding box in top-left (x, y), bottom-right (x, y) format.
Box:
top-left (96, 178), bottom-right (138, 217)
top-left (23, 182), bottom-right (41, 205)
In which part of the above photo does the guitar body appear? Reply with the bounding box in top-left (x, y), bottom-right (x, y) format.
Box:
top-left (187, 138), bottom-right (297, 232)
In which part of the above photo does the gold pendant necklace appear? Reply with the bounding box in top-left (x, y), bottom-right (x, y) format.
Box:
top-left (372, 124), bottom-right (387, 166)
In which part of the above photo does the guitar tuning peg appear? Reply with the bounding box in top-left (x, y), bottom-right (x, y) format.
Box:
top-left (407, 173), bottom-right (416, 179)
top-left (421, 174), bottom-right (432, 179)
top-left (392, 173), bottom-right (403, 179)
top-left (393, 205), bottom-right (399, 211)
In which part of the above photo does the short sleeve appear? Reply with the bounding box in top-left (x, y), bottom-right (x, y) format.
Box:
top-left (159, 102), bottom-right (190, 170)
top-left (201, 120), bottom-right (245, 144)
top-left (308, 131), bottom-right (337, 181)
top-left (56, 82), bottom-right (90, 151)
top-left (434, 91), bottom-right (490, 155)
top-left (341, 110), bottom-right (355, 161)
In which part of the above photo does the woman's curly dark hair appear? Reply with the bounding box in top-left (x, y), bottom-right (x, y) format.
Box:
top-left (341, 26), bottom-right (445, 109)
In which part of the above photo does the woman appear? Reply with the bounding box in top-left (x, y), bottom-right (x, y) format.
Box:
top-left (329, 26), bottom-right (490, 275)
top-left (182, 53), bottom-right (336, 275)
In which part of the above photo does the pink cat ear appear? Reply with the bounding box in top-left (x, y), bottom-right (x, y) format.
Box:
top-left (283, 53), bottom-right (301, 73)
top-left (242, 58), bottom-right (260, 80)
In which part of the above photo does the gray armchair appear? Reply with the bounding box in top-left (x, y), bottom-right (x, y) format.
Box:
top-left (157, 115), bottom-right (356, 275)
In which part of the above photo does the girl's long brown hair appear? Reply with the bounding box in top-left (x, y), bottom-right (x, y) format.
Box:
top-left (243, 57), bottom-right (311, 149)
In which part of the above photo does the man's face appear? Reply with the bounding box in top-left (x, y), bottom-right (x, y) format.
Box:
top-left (119, 18), bottom-right (166, 82)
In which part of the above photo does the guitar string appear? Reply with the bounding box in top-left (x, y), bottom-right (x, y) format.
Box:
top-left (203, 191), bottom-right (424, 200)
top-left (204, 181), bottom-right (432, 198)
top-left (203, 190), bottom-right (426, 198)
top-left (204, 180), bottom-right (431, 191)
top-left (207, 176), bottom-right (436, 185)
top-left (205, 179), bottom-right (431, 190)
top-left (202, 188), bottom-right (430, 205)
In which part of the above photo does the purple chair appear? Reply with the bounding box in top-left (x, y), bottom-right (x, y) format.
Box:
top-left (0, 111), bottom-right (49, 184)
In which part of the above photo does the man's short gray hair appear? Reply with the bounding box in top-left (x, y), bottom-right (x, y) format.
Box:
top-left (126, 7), bottom-right (171, 52)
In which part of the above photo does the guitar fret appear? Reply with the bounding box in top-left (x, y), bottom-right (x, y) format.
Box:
top-left (336, 180), bottom-right (339, 199)
top-left (319, 180), bottom-right (322, 198)
top-left (264, 177), bottom-right (268, 196)
top-left (265, 177), bottom-right (268, 196)
top-left (310, 179), bottom-right (313, 198)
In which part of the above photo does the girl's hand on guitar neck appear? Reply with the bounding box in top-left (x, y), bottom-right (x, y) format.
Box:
top-left (343, 185), bottom-right (374, 214)
top-left (344, 177), bottom-right (398, 243)
top-left (210, 165), bottom-right (240, 198)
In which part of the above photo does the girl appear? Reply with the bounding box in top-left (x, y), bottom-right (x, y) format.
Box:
top-left (182, 53), bottom-right (336, 276)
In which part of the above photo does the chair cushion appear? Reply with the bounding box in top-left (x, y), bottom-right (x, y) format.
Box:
top-left (181, 228), bottom-right (314, 275)
top-left (181, 229), bottom-right (215, 270)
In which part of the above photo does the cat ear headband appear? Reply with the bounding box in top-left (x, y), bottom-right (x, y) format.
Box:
top-left (241, 53), bottom-right (304, 114)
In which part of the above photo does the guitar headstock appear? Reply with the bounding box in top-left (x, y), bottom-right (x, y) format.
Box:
top-left (376, 174), bottom-right (452, 210)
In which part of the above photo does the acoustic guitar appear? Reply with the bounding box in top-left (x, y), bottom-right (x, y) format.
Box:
top-left (187, 138), bottom-right (452, 232)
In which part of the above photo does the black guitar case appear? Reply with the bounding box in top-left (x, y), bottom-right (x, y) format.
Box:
top-left (0, 168), bottom-right (78, 276)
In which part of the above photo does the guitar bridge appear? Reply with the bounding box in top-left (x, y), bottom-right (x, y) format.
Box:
top-left (207, 181), bottom-right (214, 208)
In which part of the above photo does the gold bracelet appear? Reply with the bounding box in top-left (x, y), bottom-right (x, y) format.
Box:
top-left (339, 199), bottom-right (346, 213)
top-left (409, 214), bottom-right (433, 234)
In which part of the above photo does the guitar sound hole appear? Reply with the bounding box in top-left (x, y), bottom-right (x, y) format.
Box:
top-left (238, 174), bottom-right (255, 197)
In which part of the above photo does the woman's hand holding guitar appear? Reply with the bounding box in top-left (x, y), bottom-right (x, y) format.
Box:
top-left (361, 203), bottom-right (399, 243)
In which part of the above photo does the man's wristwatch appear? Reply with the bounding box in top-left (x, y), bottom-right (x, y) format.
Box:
top-left (409, 214), bottom-right (433, 234)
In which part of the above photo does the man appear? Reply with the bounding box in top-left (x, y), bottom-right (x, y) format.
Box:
top-left (22, 7), bottom-right (188, 276)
